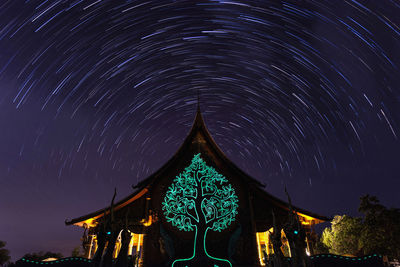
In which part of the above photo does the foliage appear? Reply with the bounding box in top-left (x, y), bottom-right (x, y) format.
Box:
top-left (22, 251), bottom-right (64, 261)
top-left (313, 235), bottom-right (329, 254)
top-left (320, 195), bottom-right (400, 260)
top-left (321, 215), bottom-right (363, 256)
top-left (0, 241), bottom-right (10, 266)
top-left (358, 195), bottom-right (400, 260)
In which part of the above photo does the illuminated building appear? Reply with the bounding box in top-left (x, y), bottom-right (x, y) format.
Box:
top-left (65, 108), bottom-right (328, 266)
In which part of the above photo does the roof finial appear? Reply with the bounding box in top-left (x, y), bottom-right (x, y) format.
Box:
top-left (196, 88), bottom-right (201, 112)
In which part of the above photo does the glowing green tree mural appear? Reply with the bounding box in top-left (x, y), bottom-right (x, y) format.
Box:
top-left (162, 153), bottom-right (239, 267)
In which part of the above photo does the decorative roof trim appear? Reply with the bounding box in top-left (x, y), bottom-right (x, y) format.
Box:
top-left (66, 109), bottom-right (329, 227)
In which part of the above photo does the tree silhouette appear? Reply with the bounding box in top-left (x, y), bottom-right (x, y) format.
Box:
top-left (162, 153), bottom-right (238, 267)
top-left (0, 241), bottom-right (10, 266)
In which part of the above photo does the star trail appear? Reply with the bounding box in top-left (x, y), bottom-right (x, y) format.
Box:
top-left (0, 0), bottom-right (399, 260)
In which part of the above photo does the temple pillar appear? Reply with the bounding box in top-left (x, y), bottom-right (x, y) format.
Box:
top-left (256, 232), bottom-right (264, 265)
top-left (270, 226), bottom-right (285, 267)
top-left (128, 233), bottom-right (134, 256)
top-left (115, 229), bottom-right (132, 267)
top-left (92, 237), bottom-right (98, 258)
top-left (113, 234), bottom-right (122, 258)
top-left (92, 229), bottom-right (106, 266)
top-left (137, 233), bottom-right (144, 267)
top-left (101, 230), bottom-right (120, 267)
top-left (87, 235), bottom-right (95, 259)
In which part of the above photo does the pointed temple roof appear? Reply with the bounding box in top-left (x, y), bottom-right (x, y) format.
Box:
top-left (66, 108), bottom-right (329, 228)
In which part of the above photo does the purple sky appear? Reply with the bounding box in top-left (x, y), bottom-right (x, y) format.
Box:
top-left (1, 0), bottom-right (400, 261)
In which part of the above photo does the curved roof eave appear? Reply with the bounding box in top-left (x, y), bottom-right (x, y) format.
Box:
top-left (66, 108), bottom-right (329, 227)
top-left (65, 187), bottom-right (148, 226)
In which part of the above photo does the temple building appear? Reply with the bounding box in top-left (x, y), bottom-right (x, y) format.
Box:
top-left (65, 108), bottom-right (329, 267)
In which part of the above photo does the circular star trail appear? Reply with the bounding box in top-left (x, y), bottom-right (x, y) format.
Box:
top-left (0, 0), bottom-right (399, 260)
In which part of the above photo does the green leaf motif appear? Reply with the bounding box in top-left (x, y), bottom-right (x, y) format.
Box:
top-left (162, 153), bottom-right (239, 232)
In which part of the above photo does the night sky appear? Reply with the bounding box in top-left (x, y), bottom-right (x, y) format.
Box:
top-left (1, 0), bottom-right (400, 261)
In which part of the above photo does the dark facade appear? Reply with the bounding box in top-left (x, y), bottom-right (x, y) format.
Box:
top-left (66, 108), bottom-right (329, 266)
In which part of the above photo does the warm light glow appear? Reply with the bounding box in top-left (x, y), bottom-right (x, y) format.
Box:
top-left (71, 188), bottom-right (149, 227)
top-left (256, 228), bottom-right (274, 266)
top-left (256, 232), bottom-right (264, 265)
top-left (141, 215), bottom-right (153, 226)
top-left (42, 258), bottom-right (58, 262)
top-left (257, 227), bottom-right (296, 263)
top-left (128, 234), bottom-right (134, 256)
top-left (127, 232), bottom-right (144, 256)
top-left (79, 218), bottom-right (97, 228)
top-left (87, 235), bottom-right (95, 259)
top-left (256, 232), bottom-right (265, 266)
top-left (295, 211), bottom-right (324, 225)
top-left (136, 234), bottom-right (142, 254)
top-left (113, 231), bottom-right (123, 258)
top-left (306, 249), bottom-right (310, 256)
